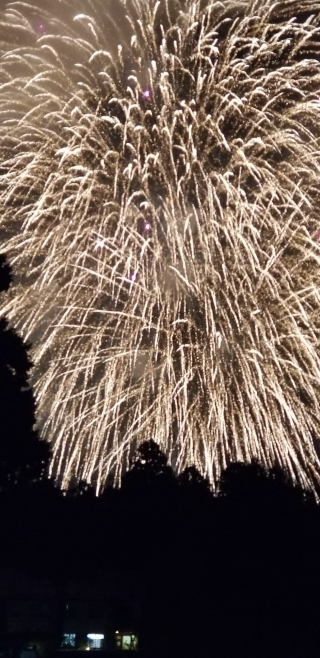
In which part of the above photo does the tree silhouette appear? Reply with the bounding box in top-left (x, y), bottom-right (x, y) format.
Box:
top-left (177, 465), bottom-right (212, 501)
top-left (0, 255), bottom-right (50, 488)
top-left (121, 439), bottom-right (175, 492)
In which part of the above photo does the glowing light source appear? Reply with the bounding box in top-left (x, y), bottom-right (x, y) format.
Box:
top-left (87, 634), bottom-right (104, 649)
top-left (87, 635), bottom-right (104, 641)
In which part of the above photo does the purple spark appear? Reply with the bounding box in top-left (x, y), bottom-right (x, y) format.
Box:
top-left (35, 21), bottom-right (46, 33)
top-left (143, 89), bottom-right (151, 99)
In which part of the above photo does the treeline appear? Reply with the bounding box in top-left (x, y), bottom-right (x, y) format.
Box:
top-left (0, 255), bottom-right (320, 657)
top-left (0, 442), bottom-right (319, 658)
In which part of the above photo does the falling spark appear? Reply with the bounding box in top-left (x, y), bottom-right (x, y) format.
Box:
top-left (0, 0), bottom-right (320, 492)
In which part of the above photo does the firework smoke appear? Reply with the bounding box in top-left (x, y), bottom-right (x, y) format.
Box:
top-left (1, 0), bottom-right (320, 491)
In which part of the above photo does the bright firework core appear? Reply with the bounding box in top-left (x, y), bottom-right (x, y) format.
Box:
top-left (1, 0), bottom-right (320, 492)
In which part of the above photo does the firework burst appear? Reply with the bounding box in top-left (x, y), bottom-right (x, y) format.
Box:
top-left (1, 0), bottom-right (320, 491)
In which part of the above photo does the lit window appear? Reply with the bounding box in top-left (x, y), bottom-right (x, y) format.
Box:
top-left (115, 632), bottom-right (138, 651)
top-left (62, 634), bottom-right (76, 648)
top-left (87, 634), bottom-right (104, 649)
